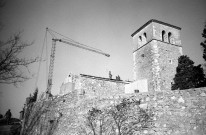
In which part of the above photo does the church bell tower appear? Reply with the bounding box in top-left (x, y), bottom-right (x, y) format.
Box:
top-left (132, 19), bottom-right (182, 91)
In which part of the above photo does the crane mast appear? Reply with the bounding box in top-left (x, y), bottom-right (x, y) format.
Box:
top-left (46, 29), bottom-right (110, 94)
top-left (46, 39), bottom-right (56, 94)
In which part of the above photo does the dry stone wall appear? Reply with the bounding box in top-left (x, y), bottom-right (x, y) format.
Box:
top-left (148, 87), bottom-right (206, 135)
top-left (59, 74), bottom-right (126, 97)
top-left (23, 86), bottom-right (206, 135)
top-left (78, 76), bottom-right (125, 98)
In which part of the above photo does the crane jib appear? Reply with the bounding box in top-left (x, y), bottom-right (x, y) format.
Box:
top-left (55, 39), bottom-right (110, 57)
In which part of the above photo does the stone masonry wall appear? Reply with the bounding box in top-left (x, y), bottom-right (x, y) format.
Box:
top-left (157, 42), bottom-right (182, 90)
top-left (132, 22), bottom-right (153, 81)
top-left (23, 87), bottom-right (206, 135)
top-left (152, 22), bottom-right (181, 46)
top-left (132, 23), bottom-right (153, 50)
top-left (78, 76), bottom-right (125, 98)
top-left (59, 74), bottom-right (126, 97)
top-left (133, 41), bottom-right (153, 91)
top-left (148, 87), bottom-right (206, 135)
top-left (133, 40), bottom-right (182, 92)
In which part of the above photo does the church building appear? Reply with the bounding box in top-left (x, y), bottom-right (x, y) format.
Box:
top-left (60, 19), bottom-right (183, 95)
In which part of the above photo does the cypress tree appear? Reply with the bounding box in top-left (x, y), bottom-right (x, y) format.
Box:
top-left (172, 55), bottom-right (206, 90)
top-left (172, 55), bottom-right (194, 90)
top-left (200, 22), bottom-right (206, 61)
top-left (192, 65), bottom-right (206, 88)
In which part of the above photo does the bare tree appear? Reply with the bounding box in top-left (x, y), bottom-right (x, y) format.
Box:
top-left (85, 108), bottom-right (102, 135)
top-left (0, 32), bottom-right (38, 85)
top-left (0, 1), bottom-right (38, 86)
top-left (84, 98), bottom-right (153, 135)
top-left (108, 98), bottom-right (152, 135)
top-left (85, 107), bottom-right (112, 135)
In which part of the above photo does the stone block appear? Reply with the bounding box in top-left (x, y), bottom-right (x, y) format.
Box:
top-left (200, 92), bottom-right (206, 97)
top-left (178, 96), bottom-right (185, 103)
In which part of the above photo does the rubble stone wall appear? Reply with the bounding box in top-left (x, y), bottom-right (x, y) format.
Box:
top-left (147, 87), bottom-right (206, 135)
top-left (77, 76), bottom-right (126, 98)
top-left (59, 75), bottom-right (126, 97)
top-left (23, 87), bottom-right (206, 135)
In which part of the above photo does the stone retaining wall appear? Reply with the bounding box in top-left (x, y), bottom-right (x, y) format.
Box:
top-left (23, 87), bottom-right (206, 135)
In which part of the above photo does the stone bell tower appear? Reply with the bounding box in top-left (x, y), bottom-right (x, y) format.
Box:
top-left (131, 19), bottom-right (182, 91)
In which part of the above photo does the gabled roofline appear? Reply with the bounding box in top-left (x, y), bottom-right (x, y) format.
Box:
top-left (131, 19), bottom-right (181, 37)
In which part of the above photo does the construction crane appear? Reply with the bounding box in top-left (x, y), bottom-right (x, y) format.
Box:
top-left (46, 28), bottom-right (110, 94)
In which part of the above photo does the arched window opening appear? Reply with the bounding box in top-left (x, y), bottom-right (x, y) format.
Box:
top-left (139, 36), bottom-right (142, 41)
top-left (144, 33), bottom-right (147, 38)
top-left (142, 33), bottom-right (147, 44)
top-left (138, 36), bottom-right (142, 47)
top-left (168, 32), bottom-right (172, 43)
top-left (162, 30), bottom-right (165, 41)
top-left (134, 89), bottom-right (139, 93)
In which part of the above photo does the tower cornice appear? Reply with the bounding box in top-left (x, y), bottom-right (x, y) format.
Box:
top-left (131, 19), bottom-right (181, 37)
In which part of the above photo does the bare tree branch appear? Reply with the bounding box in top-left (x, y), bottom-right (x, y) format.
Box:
top-left (0, 32), bottom-right (39, 86)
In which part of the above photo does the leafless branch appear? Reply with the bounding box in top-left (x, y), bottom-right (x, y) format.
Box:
top-left (0, 32), bottom-right (39, 86)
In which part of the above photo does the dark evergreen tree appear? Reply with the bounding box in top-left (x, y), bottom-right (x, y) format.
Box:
top-left (192, 65), bottom-right (206, 88)
top-left (200, 22), bottom-right (206, 61)
top-left (172, 55), bottom-right (194, 90)
top-left (172, 55), bottom-right (206, 90)
top-left (31, 88), bottom-right (38, 102)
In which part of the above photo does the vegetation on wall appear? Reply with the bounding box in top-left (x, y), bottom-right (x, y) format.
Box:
top-left (26, 88), bottom-right (39, 105)
top-left (31, 88), bottom-right (38, 102)
top-left (22, 100), bottom-right (61, 135)
top-left (84, 98), bottom-right (153, 135)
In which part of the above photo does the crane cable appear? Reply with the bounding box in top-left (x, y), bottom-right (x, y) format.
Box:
top-left (62, 38), bottom-right (103, 52)
top-left (45, 29), bottom-right (48, 88)
top-left (47, 28), bottom-right (74, 42)
top-left (34, 29), bottom-right (47, 90)
top-left (47, 28), bottom-right (104, 53)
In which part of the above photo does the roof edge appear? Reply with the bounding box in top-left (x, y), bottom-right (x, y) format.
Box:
top-left (131, 19), bottom-right (181, 37)
top-left (80, 74), bottom-right (130, 84)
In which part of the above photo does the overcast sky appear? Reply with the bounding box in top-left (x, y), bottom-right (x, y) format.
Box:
top-left (0, 0), bottom-right (206, 118)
